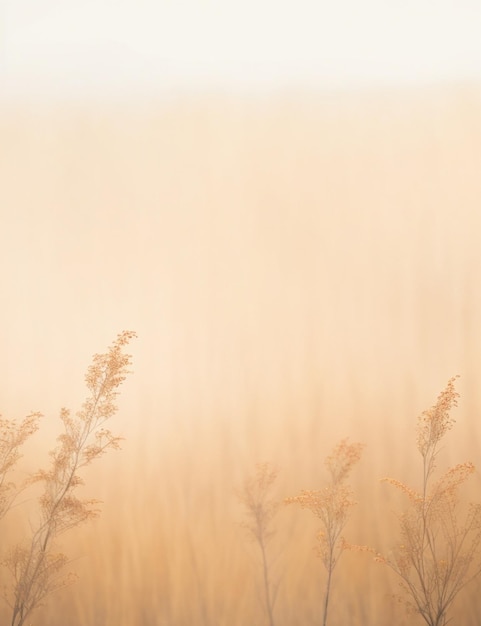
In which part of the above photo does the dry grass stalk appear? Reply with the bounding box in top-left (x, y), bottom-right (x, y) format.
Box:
top-left (377, 376), bottom-right (481, 626)
top-left (1, 331), bottom-right (136, 626)
top-left (285, 438), bottom-right (364, 626)
top-left (237, 462), bottom-right (280, 626)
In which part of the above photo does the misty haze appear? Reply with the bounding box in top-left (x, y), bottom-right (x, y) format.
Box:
top-left (1, 85), bottom-right (481, 625)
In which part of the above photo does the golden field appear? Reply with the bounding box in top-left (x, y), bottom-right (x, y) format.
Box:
top-left (1, 85), bottom-right (481, 625)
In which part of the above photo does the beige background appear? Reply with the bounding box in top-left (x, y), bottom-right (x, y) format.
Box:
top-left (1, 85), bottom-right (481, 624)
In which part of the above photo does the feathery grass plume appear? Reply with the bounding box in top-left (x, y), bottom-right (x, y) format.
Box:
top-left (377, 376), bottom-right (481, 626)
top-left (237, 462), bottom-right (280, 626)
top-left (2, 331), bottom-right (136, 626)
top-left (0, 413), bottom-right (41, 521)
top-left (285, 438), bottom-right (364, 626)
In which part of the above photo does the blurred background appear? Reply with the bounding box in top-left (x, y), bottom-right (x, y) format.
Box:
top-left (1, 2), bottom-right (481, 624)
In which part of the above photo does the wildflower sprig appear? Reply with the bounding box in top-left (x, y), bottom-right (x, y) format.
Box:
top-left (2, 331), bottom-right (136, 626)
top-left (377, 377), bottom-right (481, 626)
top-left (285, 439), bottom-right (364, 626)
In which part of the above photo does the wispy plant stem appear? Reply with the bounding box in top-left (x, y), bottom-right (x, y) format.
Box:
top-left (259, 534), bottom-right (275, 626)
top-left (322, 560), bottom-right (332, 626)
top-left (237, 463), bottom-right (279, 626)
top-left (286, 439), bottom-right (364, 626)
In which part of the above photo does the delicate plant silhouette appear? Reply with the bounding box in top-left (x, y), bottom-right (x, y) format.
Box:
top-left (237, 462), bottom-right (280, 626)
top-left (1, 330), bottom-right (136, 626)
top-left (285, 439), bottom-right (364, 626)
top-left (376, 376), bottom-right (481, 626)
top-left (0, 413), bottom-right (41, 522)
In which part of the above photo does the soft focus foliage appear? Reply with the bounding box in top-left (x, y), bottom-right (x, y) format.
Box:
top-left (0, 413), bottom-right (41, 521)
top-left (237, 463), bottom-right (280, 626)
top-left (238, 462), bottom-right (279, 544)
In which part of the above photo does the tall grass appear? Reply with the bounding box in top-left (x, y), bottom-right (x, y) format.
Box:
top-left (2, 377), bottom-right (479, 625)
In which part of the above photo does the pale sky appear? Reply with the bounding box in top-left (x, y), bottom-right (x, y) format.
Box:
top-left (1, 0), bottom-right (481, 99)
